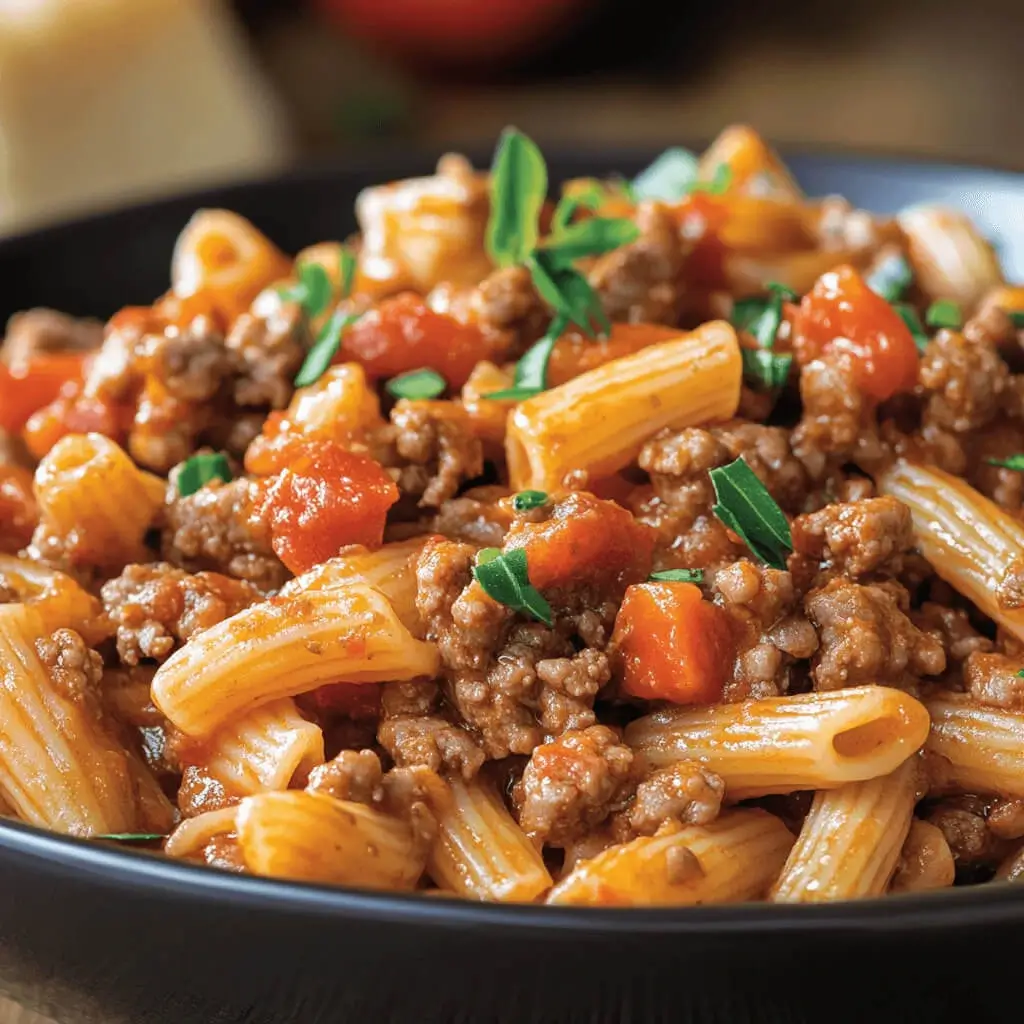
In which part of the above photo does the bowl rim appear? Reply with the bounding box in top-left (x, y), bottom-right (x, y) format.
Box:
top-left (3, 144), bottom-right (1024, 934)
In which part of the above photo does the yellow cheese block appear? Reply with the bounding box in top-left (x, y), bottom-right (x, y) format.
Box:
top-left (0, 0), bottom-right (292, 233)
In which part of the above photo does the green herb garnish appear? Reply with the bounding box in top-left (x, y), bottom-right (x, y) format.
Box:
top-left (540, 216), bottom-right (640, 264)
top-left (710, 457), bottom-right (792, 570)
top-left (177, 453), bottom-right (232, 497)
top-left (742, 349), bottom-right (793, 390)
top-left (486, 128), bottom-right (548, 268)
top-left (1008, 311), bottom-right (1024, 329)
top-left (691, 163), bottom-right (733, 196)
top-left (294, 308), bottom-right (361, 388)
top-left (925, 299), bottom-right (963, 330)
top-left (278, 262), bottom-right (333, 320)
top-left (649, 569), bottom-right (704, 583)
top-left (891, 302), bottom-right (929, 354)
top-left (732, 283), bottom-right (796, 391)
top-left (385, 368), bottom-right (447, 401)
top-left (339, 246), bottom-right (357, 298)
top-left (472, 547), bottom-right (552, 625)
top-left (527, 253), bottom-right (610, 337)
top-left (512, 490), bottom-right (548, 511)
top-left (487, 314), bottom-right (568, 402)
top-left (867, 254), bottom-right (913, 303)
top-left (631, 147), bottom-right (700, 202)
top-left (93, 833), bottom-right (166, 842)
top-left (1017, 669), bottom-right (1024, 679)
top-left (986, 454), bottom-right (1024, 472)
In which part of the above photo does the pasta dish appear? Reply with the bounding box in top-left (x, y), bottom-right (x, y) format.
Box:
top-left (2, 125), bottom-right (1023, 906)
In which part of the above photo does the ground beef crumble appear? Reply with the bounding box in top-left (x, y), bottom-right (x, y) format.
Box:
top-left (617, 762), bottom-right (725, 838)
top-left (34, 628), bottom-right (104, 703)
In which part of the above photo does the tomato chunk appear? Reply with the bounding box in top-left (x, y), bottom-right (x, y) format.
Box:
top-left (611, 581), bottom-right (734, 705)
top-left (0, 353), bottom-right (89, 433)
top-left (504, 492), bottom-right (654, 591)
top-left (341, 292), bottom-right (492, 388)
top-left (300, 682), bottom-right (382, 720)
top-left (0, 464), bottom-right (38, 553)
top-left (791, 264), bottom-right (919, 401)
top-left (254, 440), bottom-right (399, 574)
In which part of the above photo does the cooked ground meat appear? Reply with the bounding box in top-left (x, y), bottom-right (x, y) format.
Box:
top-left (789, 496), bottom-right (913, 584)
top-left (226, 302), bottom-right (309, 410)
top-left (926, 796), bottom-right (1008, 873)
top-left (162, 478), bottom-right (289, 592)
top-left (918, 328), bottom-right (1009, 433)
top-left (431, 491), bottom-right (514, 548)
top-left (177, 765), bottom-right (238, 818)
top-left (34, 628), bottom-right (103, 703)
top-left (964, 301), bottom-right (1018, 353)
top-left (588, 201), bottom-right (685, 325)
top-left (2, 307), bottom-right (104, 364)
top-left (711, 560), bottom-right (818, 700)
top-left (378, 715), bottom-right (486, 780)
top-left (470, 265), bottom-right (547, 359)
top-left (101, 562), bottom-right (259, 666)
top-left (376, 765), bottom-right (448, 851)
top-left (514, 725), bottom-right (641, 846)
top-left (963, 419), bottom-right (1024, 513)
top-left (911, 603), bottom-right (993, 664)
top-left (621, 762), bottom-right (725, 837)
top-left (307, 749), bottom-right (384, 804)
top-left (889, 819), bottom-right (956, 893)
top-left (805, 578), bottom-right (946, 690)
top-left (963, 651), bottom-right (1024, 709)
top-left (146, 315), bottom-right (231, 403)
top-left (535, 648), bottom-right (611, 735)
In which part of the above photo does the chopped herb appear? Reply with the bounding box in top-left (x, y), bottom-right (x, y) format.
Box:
top-left (486, 314), bottom-right (568, 401)
top-left (294, 308), bottom-right (360, 388)
top-left (93, 833), bottom-right (166, 842)
top-left (486, 128), bottom-right (547, 268)
top-left (512, 490), bottom-right (548, 511)
top-left (742, 349), bottom-right (793, 390)
top-left (893, 302), bottom-right (929, 354)
top-left (1008, 311), bottom-right (1024, 329)
top-left (733, 283), bottom-right (795, 391)
top-left (339, 246), bottom-right (358, 299)
top-left (472, 547), bottom-right (552, 625)
top-left (649, 568), bottom-right (704, 583)
top-left (1018, 669), bottom-right (1024, 679)
top-left (385, 368), bottom-right (447, 401)
top-left (551, 192), bottom-right (601, 235)
top-left (867, 254), bottom-right (913, 303)
top-left (527, 252), bottom-right (610, 337)
top-left (177, 452), bottom-right (232, 497)
top-left (541, 216), bottom-right (640, 264)
top-left (691, 163), bottom-right (733, 196)
top-left (925, 299), bottom-right (963, 330)
top-left (631, 147), bottom-right (700, 202)
top-left (278, 261), bottom-right (333, 320)
top-left (710, 457), bottom-right (792, 570)
top-left (986, 454), bottom-right (1024, 472)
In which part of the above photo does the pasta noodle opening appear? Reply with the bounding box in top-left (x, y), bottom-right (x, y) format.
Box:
top-left (831, 714), bottom-right (902, 761)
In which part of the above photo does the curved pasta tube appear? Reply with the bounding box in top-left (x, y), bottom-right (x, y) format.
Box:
top-left (875, 460), bottom-right (1024, 644)
top-left (152, 582), bottom-right (440, 737)
top-left (0, 554), bottom-right (106, 644)
top-left (625, 686), bottom-right (930, 800)
top-left (506, 321), bottom-right (742, 492)
top-left (547, 809), bottom-right (794, 906)
top-left (165, 807), bottom-right (239, 860)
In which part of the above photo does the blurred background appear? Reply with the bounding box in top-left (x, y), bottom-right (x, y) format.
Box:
top-left (1, 0), bottom-right (1023, 235)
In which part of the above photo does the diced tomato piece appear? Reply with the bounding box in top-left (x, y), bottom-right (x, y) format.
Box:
top-left (546, 322), bottom-right (682, 386)
top-left (672, 192), bottom-right (731, 290)
top-left (300, 682), bottom-right (382, 719)
top-left (340, 292), bottom-right (492, 388)
top-left (0, 464), bottom-right (38, 553)
top-left (611, 581), bottom-right (735, 705)
top-left (791, 264), bottom-right (919, 401)
top-left (0, 353), bottom-right (90, 433)
top-left (254, 440), bottom-right (399, 574)
top-left (505, 491), bottom-right (654, 591)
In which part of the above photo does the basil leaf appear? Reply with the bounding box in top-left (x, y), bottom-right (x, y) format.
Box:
top-left (893, 302), bottom-right (929, 354)
top-left (867, 253), bottom-right (913, 303)
top-left (710, 457), bottom-right (792, 570)
top-left (742, 349), bottom-right (792, 391)
top-left (486, 128), bottom-right (548, 268)
top-left (177, 453), bottom-right (232, 497)
top-left (512, 490), bottom-right (548, 511)
top-left (731, 297), bottom-right (768, 333)
top-left (472, 547), bottom-right (553, 625)
top-left (385, 368), bottom-right (447, 401)
top-left (649, 568), bottom-right (704, 583)
top-left (279, 262), bottom-right (333, 320)
top-left (542, 217), bottom-right (640, 265)
top-left (294, 309), bottom-right (359, 387)
top-left (486, 314), bottom-right (568, 401)
top-left (1008, 310), bottom-right (1024, 329)
top-left (631, 147), bottom-right (700, 202)
top-left (986, 454), bottom-right (1024, 472)
top-left (551, 192), bottom-right (602, 235)
top-left (527, 252), bottom-right (609, 338)
top-left (926, 299), bottom-right (963, 329)
top-left (1018, 669), bottom-right (1024, 679)
top-left (339, 246), bottom-right (358, 300)
top-left (691, 163), bottom-right (733, 196)
top-left (93, 833), bottom-right (166, 842)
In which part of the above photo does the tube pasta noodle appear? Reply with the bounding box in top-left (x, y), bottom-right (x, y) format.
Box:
top-left (875, 460), bottom-right (1024, 644)
top-left (236, 790), bottom-right (424, 889)
top-left (625, 686), bottom-right (930, 800)
top-left (0, 604), bottom-right (137, 835)
top-left (203, 699), bottom-right (324, 796)
top-left (548, 809), bottom-right (794, 907)
top-left (427, 778), bottom-right (552, 903)
top-left (152, 582), bottom-right (439, 737)
top-left (33, 433), bottom-right (165, 570)
top-left (0, 554), bottom-right (106, 643)
top-left (506, 321), bottom-right (742, 492)
top-left (770, 756), bottom-right (920, 903)
top-left (697, 125), bottom-right (804, 202)
top-left (924, 693), bottom-right (1024, 798)
top-left (165, 807), bottom-right (239, 860)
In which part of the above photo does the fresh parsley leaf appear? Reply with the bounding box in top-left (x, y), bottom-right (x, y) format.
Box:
top-left (551, 192), bottom-right (601, 235)
top-left (1008, 310), bottom-right (1024, 329)
top-left (649, 568), bottom-right (704, 583)
top-left (279, 262), bottom-right (333, 320)
top-left (731, 297), bottom-right (768, 334)
top-left (867, 254), bottom-right (913, 303)
top-left (925, 299), bottom-right (963, 330)
top-left (339, 246), bottom-right (357, 300)
top-left (385, 368), bottom-right (447, 401)
top-left (527, 252), bottom-right (609, 338)
top-left (692, 163), bottom-right (733, 196)
top-left (177, 453), bottom-right (232, 497)
top-left (1018, 668), bottom-right (1024, 679)
top-left (541, 216), bottom-right (640, 264)
top-left (486, 314), bottom-right (568, 401)
top-left (472, 547), bottom-right (552, 625)
top-left (733, 283), bottom-right (795, 390)
top-left (631, 147), bottom-right (700, 202)
top-left (93, 833), bottom-right (166, 842)
top-left (893, 302), bottom-right (929, 354)
top-left (512, 490), bottom-right (548, 511)
top-left (986, 454), bottom-right (1024, 472)
top-left (486, 128), bottom-right (548, 268)
top-left (710, 457), bottom-right (792, 570)
top-left (742, 349), bottom-right (793, 390)
top-left (294, 308), bottom-right (360, 387)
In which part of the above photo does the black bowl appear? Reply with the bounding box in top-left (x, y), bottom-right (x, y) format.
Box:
top-left (2, 149), bottom-right (1024, 1024)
